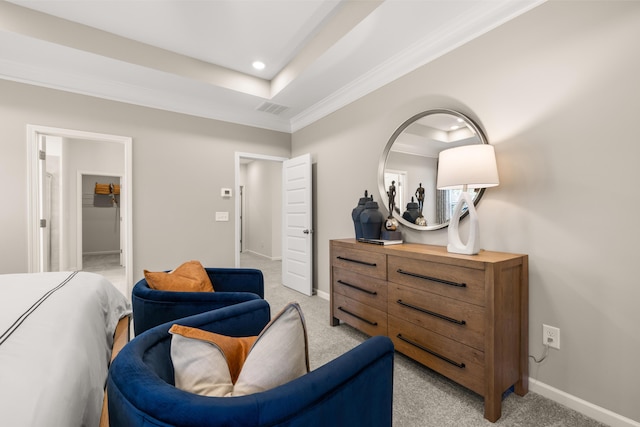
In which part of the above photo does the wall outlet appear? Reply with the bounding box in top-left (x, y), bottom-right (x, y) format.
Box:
top-left (543, 324), bottom-right (560, 350)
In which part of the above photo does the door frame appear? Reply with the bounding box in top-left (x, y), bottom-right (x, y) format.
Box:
top-left (234, 152), bottom-right (288, 268)
top-left (239, 184), bottom-right (245, 253)
top-left (27, 125), bottom-right (133, 289)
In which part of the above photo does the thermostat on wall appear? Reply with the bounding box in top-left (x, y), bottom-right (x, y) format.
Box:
top-left (221, 188), bottom-right (232, 198)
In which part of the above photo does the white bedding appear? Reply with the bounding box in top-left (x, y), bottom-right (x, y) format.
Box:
top-left (0, 271), bottom-right (131, 427)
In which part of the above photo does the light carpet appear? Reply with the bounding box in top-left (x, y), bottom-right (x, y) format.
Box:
top-left (240, 252), bottom-right (606, 427)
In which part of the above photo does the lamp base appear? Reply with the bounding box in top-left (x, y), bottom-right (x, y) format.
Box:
top-left (447, 191), bottom-right (480, 255)
top-left (447, 242), bottom-right (479, 255)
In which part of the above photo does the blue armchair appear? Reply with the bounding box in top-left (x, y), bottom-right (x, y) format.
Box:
top-left (132, 267), bottom-right (264, 335)
top-left (107, 299), bottom-right (394, 427)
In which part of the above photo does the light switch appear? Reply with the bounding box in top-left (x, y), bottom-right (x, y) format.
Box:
top-left (215, 212), bottom-right (229, 221)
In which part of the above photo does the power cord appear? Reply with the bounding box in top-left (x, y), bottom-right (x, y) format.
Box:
top-left (529, 342), bottom-right (550, 364)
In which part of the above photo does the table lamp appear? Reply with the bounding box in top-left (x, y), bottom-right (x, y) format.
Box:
top-left (436, 144), bottom-right (499, 255)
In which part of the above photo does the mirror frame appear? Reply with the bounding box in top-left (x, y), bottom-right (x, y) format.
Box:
top-left (378, 108), bottom-right (488, 231)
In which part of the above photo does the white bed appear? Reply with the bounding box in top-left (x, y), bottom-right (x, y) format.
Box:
top-left (0, 271), bottom-right (131, 427)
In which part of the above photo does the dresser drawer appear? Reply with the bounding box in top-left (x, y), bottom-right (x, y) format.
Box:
top-left (331, 246), bottom-right (387, 280)
top-left (388, 255), bottom-right (485, 306)
top-left (332, 266), bottom-right (387, 311)
top-left (332, 293), bottom-right (387, 336)
top-left (389, 316), bottom-right (484, 395)
top-left (388, 283), bottom-right (485, 351)
top-left (330, 239), bottom-right (529, 422)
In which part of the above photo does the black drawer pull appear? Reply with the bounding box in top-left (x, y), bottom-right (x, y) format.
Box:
top-left (338, 280), bottom-right (377, 295)
top-left (337, 256), bottom-right (377, 267)
top-left (397, 300), bottom-right (466, 325)
top-left (397, 334), bottom-right (466, 369)
top-left (338, 307), bottom-right (378, 326)
top-left (397, 269), bottom-right (466, 288)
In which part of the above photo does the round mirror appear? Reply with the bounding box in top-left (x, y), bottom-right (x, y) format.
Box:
top-left (378, 109), bottom-right (488, 231)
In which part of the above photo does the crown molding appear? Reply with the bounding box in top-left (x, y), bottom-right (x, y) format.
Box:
top-left (290, 0), bottom-right (546, 133)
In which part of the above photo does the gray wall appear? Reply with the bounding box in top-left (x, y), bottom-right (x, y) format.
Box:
top-left (82, 174), bottom-right (121, 255)
top-left (292, 1), bottom-right (640, 423)
top-left (241, 159), bottom-right (282, 259)
top-left (0, 79), bottom-right (291, 278)
top-left (66, 140), bottom-right (124, 267)
top-left (0, 0), bottom-right (638, 424)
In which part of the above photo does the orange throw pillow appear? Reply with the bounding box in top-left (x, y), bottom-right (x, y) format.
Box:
top-left (144, 260), bottom-right (214, 292)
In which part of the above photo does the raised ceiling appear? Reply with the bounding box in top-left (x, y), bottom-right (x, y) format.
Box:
top-left (0, 0), bottom-right (544, 133)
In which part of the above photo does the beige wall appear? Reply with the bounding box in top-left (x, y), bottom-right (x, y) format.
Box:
top-left (68, 140), bottom-right (124, 268)
top-left (293, 1), bottom-right (640, 423)
top-left (1, 0), bottom-right (639, 423)
top-left (0, 79), bottom-right (291, 278)
top-left (82, 174), bottom-right (121, 255)
top-left (243, 159), bottom-right (282, 259)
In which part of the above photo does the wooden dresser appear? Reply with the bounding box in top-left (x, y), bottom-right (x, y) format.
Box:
top-left (330, 238), bottom-right (528, 422)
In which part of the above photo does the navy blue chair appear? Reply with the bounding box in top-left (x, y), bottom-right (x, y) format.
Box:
top-left (107, 299), bottom-right (394, 427)
top-left (132, 267), bottom-right (264, 336)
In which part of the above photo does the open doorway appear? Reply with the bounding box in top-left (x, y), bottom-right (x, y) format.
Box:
top-left (234, 152), bottom-right (287, 268)
top-left (78, 173), bottom-right (125, 292)
top-left (234, 152), bottom-right (314, 297)
top-left (27, 125), bottom-right (133, 296)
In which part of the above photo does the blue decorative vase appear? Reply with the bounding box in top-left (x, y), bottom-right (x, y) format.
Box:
top-left (352, 190), bottom-right (372, 240)
top-left (360, 200), bottom-right (383, 239)
top-left (402, 198), bottom-right (421, 224)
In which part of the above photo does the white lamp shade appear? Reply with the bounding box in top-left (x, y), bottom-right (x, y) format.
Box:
top-left (436, 144), bottom-right (499, 190)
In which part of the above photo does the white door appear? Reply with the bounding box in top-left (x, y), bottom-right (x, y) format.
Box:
top-left (282, 153), bottom-right (313, 296)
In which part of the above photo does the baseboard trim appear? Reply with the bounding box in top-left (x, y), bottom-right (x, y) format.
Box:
top-left (310, 290), bottom-right (638, 425)
top-left (315, 289), bottom-right (329, 301)
top-left (264, 282), bottom-right (639, 425)
top-left (529, 378), bottom-right (640, 427)
top-left (244, 250), bottom-right (281, 261)
top-left (83, 250), bottom-right (120, 256)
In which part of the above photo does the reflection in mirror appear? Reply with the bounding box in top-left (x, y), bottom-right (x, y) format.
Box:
top-left (378, 109), bottom-right (487, 231)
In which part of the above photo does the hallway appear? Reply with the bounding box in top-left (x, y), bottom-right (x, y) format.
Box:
top-left (83, 253), bottom-right (126, 297)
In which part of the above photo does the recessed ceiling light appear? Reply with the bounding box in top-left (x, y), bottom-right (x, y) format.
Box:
top-left (252, 61), bottom-right (265, 70)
